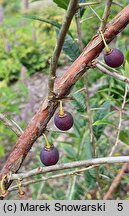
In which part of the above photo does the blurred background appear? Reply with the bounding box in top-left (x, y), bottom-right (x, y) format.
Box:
top-left (0, 0), bottom-right (129, 200)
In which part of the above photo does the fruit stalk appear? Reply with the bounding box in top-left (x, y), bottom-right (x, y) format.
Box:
top-left (99, 30), bottom-right (110, 53)
top-left (42, 133), bottom-right (51, 149)
top-left (59, 101), bottom-right (64, 116)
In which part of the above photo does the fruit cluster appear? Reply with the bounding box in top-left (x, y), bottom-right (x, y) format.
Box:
top-left (40, 32), bottom-right (125, 167)
top-left (40, 101), bottom-right (73, 166)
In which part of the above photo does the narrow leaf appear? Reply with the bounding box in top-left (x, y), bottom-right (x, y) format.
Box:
top-left (53, 0), bottom-right (69, 10)
top-left (56, 29), bottom-right (80, 61)
top-left (126, 50), bottom-right (129, 63)
top-left (26, 15), bottom-right (62, 29)
top-left (93, 101), bottom-right (111, 140)
top-left (84, 137), bottom-right (96, 187)
top-left (71, 92), bottom-right (86, 112)
top-left (79, 0), bottom-right (86, 17)
top-left (124, 60), bottom-right (129, 78)
top-left (93, 119), bottom-right (114, 127)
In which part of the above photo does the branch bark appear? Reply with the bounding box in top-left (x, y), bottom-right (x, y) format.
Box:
top-left (1, 5), bottom-right (129, 195)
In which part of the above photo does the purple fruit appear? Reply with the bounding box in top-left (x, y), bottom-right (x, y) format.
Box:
top-left (104, 48), bottom-right (124, 68)
top-left (54, 111), bottom-right (73, 131)
top-left (40, 145), bottom-right (59, 166)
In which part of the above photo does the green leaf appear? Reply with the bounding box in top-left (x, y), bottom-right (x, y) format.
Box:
top-left (73, 182), bottom-right (85, 199)
top-left (0, 145), bottom-right (5, 157)
top-left (119, 130), bottom-right (129, 145)
top-left (26, 15), bottom-right (62, 29)
top-left (73, 117), bottom-right (81, 137)
top-left (98, 88), bottom-right (123, 97)
top-left (93, 119), bottom-right (114, 127)
top-left (71, 92), bottom-right (86, 112)
top-left (53, 0), bottom-right (69, 10)
top-left (124, 60), bottom-right (129, 78)
top-left (84, 137), bottom-right (96, 188)
top-left (79, 0), bottom-right (86, 17)
top-left (63, 145), bottom-right (76, 159)
top-left (85, 137), bottom-right (92, 160)
top-left (56, 29), bottom-right (80, 61)
top-left (26, 15), bottom-right (72, 37)
top-left (93, 101), bottom-right (111, 140)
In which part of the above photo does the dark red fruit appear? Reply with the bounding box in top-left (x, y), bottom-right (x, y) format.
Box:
top-left (54, 111), bottom-right (73, 131)
top-left (40, 145), bottom-right (59, 166)
top-left (104, 48), bottom-right (124, 68)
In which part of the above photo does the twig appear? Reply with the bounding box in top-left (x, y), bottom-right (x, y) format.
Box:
top-left (98, 60), bottom-right (120, 73)
top-left (8, 166), bottom-right (95, 192)
top-left (84, 73), bottom-right (101, 195)
top-left (0, 114), bottom-right (23, 137)
top-left (1, 5), bottom-right (129, 198)
top-left (89, 6), bottom-right (102, 21)
top-left (84, 74), bottom-right (96, 157)
top-left (75, 9), bottom-right (84, 52)
top-left (112, 1), bottom-right (123, 8)
top-left (75, 3), bottom-right (99, 190)
top-left (95, 62), bottom-right (129, 84)
top-left (75, 2), bottom-right (96, 157)
top-left (103, 163), bottom-right (128, 200)
top-left (79, 2), bottom-right (101, 7)
top-left (9, 156), bottom-right (129, 181)
top-left (109, 85), bottom-right (128, 156)
top-left (48, 0), bottom-right (78, 98)
top-left (80, 16), bottom-right (93, 24)
top-left (99, 0), bottom-right (112, 31)
top-left (68, 175), bottom-right (77, 200)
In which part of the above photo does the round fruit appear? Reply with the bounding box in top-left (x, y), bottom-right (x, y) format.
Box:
top-left (40, 145), bottom-right (59, 166)
top-left (104, 48), bottom-right (124, 68)
top-left (54, 111), bottom-right (73, 131)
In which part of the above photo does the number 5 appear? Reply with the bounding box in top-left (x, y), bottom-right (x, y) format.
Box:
top-left (117, 203), bottom-right (123, 211)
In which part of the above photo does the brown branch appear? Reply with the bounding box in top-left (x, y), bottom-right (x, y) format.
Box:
top-left (48, 0), bottom-right (78, 98)
top-left (0, 114), bottom-right (23, 137)
top-left (1, 5), bottom-right (129, 197)
top-left (103, 163), bottom-right (128, 200)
